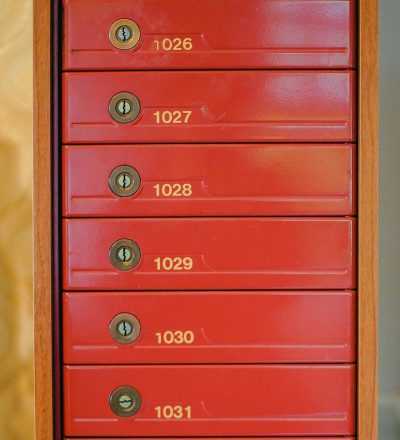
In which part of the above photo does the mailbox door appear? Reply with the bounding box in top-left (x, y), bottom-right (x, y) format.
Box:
top-left (63, 144), bottom-right (356, 217)
top-left (63, 0), bottom-right (355, 70)
top-left (64, 365), bottom-right (356, 437)
top-left (63, 71), bottom-right (356, 144)
top-left (63, 290), bottom-right (356, 364)
top-left (67, 438), bottom-right (355, 440)
top-left (63, 218), bottom-right (356, 290)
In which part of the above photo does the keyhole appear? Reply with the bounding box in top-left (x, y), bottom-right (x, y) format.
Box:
top-left (117, 172), bottom-right (132, 189)
top-left (121, 26), bottom-right (128, 41)
top-left (109, 239), bottom-right (141, 271)
top-left (117, 320), bottom-right (133, 337)
top-left (110, 385), bottom-right (142, 417)
top-left (116, 99), bottom-right (132, 115)
top-left (109, 92), bottom-right (140, 124)
top-left (116, 25), bottom-right (133, 42)
top-left (117, 246), bottom-right (132, 262)
top-left (118, 394), bottom-right (133, 409)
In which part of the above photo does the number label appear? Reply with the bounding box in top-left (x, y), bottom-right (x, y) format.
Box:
top-left (154, 257), bottom-right (193, 271)
top-left (154, 37), bottom-right (193, 51)
top-left (153, 183), bottom-right (193, 197)
top-left (153, 110), bottom-right (192, 124)
top-left (155, 330), bottom-right (195, 345)
top-left (155, 405), bottom-right (192, 419)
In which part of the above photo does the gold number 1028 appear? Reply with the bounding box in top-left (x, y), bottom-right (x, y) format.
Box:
top-left (153, 183), bottom-right (192, 197)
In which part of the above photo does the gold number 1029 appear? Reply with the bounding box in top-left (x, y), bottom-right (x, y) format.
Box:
top-left (154, 257), bottom-right (193, 271)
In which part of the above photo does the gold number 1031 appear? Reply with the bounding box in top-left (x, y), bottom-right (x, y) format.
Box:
top-left (155, 405), bottom-right (192, 419)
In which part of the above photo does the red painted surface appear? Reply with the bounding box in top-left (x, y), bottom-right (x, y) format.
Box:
top-left (66, 438), bottom-right (355, 440)
top-left (61, 1), bottom-right (357, 438)
top-left (63, 365), bottom-right (356, 436)
top-left (63, 144), bottom-right (356, 217)
top-left (63, 218), bottom-right (356, 290)
top-left (63, 0), bottom-right (355, 70)
top-left (62, 71), bottom-right (356, 144)
top-left (63, 290), bottom-right (356, 364)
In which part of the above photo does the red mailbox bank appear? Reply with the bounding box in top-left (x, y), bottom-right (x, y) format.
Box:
top-left (33, 1), bottom-right (378, 439)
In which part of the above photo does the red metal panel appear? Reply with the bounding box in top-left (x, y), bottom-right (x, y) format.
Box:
top-left (63, 144), bottom-right (356, 217)
top-left (63, 365), bottom-right (356, 436)
top-left (63, 218), bottom-right (356, 290)
top-left (63, 290), bottom-right (356, 364)
top-left (62, 71), bottom-right (356, 144)
top-left (63, 0), bottom-right (355, 70)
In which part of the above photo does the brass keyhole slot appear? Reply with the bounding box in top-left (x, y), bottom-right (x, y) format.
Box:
top-left (109, 386), bottom-right (142, 417)
top-left (109, 165), bottom-right (141, 197)
top-left (109, 238), bottom-right (141, 271)
top-left (109, 92), bottom-right (141, 124)
top-left (109, 19), bottom-right (141, 50)
top-left (110, 313), bottom-right (141, 344)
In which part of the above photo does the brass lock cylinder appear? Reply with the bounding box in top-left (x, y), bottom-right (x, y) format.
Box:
top-left (109, 386), bottom-right (142, 417)
top-left (109, 238), bottom-right (141, 271)
top-left (109, 19), bottom-right (141, 50)
top-left (109, 92), bottom-right (141, 124)
top-left (110, 313), bottom-right (141, 344)
top-left (109, 165), bottom-right (141, 197)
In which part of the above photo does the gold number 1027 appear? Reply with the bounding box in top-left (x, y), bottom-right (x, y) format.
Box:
top-left (153, 110), bottom-right (192, 124)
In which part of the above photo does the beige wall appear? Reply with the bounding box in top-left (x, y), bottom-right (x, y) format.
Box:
top-left (379, 0), bottom-right (400, 438)
top-left (0, 0), bottom-right (34, 438)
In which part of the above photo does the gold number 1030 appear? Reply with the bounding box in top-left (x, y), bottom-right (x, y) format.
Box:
top-left (155, 330), bottom-right (195, 345)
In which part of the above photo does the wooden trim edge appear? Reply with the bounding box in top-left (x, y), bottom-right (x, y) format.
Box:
top-left (33, 0), bottom-right (53, 438)
top-left (358, 0), bottom-right (379, 439)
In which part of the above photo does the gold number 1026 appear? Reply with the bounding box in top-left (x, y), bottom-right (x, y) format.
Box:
top-left (154, 37), bottom-right (193, 51)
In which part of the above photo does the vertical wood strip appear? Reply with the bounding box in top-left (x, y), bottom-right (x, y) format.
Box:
top-left (359, 0), bottom-right (379, 439)
top-left (33, 0), bottom-right (53, 438)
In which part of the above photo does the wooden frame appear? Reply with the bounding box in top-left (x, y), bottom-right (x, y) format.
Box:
top-left (33, 0), bottom-right (53, 439)
top-left (33, 1), bottom-right (379, 439)
top-left (358, 0), bottom-right (379, 439)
